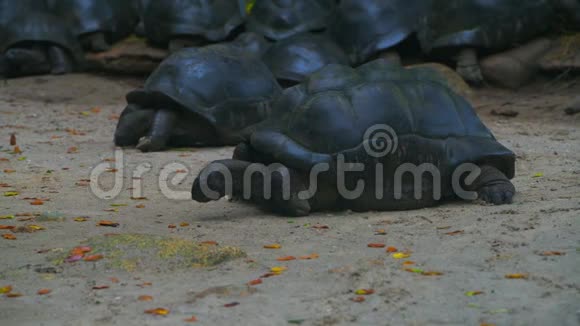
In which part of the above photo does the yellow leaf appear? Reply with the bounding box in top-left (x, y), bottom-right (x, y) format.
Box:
top-left (73, 217), bottom-right (89, 222)
top-left (263, 244), bottom-right (282, 249)
top-left (144, 308), bottom-right (170, 316)
top-left (0, 285), bottom-right (12, 294)
top-left (0, 215), bottom-right (15, 220)
top-left (532, 172), bottom-right (544, 178)
top-left (505, 273), bottom-right (528, 279)
top-left (270, 266), bottom-right (288, 274)
top-left (354, 289), bottom-right (375, 295)
top-left (245, 0), bottom-right (256, 14)
top-left (3, 191), bottom-right (19, 197)
top-left (392, 252), bottom-right (411, 259)
top-left (466, 291), bottom-right (484, 296)
top-left (27, 225), bottom-right (45, 231)
top-left (110, 203), bottom-right (127, 207)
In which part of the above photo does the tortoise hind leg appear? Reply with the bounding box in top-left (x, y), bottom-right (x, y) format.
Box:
top-left (467, 165), bottom-right (515, 205)
top-left (48, 46), bottom-right (74, 75)
top-left (81, 32), bottom-right (110, 52)
top-left (456, 48), bottom-right (484, 86)
top-left (136, 109), bottom-right (177, 152)
top-left (192, 159), bottom-right (312, 217)
top-left (4, 46), bottom-right (51, 76)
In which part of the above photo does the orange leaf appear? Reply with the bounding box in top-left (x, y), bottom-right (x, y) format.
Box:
top-left (350, 296), bottom-right (366, 303)
top-left (106, 168), bottom-right (118, 173)
top-left (90, 107), bottom-right (101, 113)
top-left (92, 285), bottom-right (110, 290)
top-left (0, 225), bottom-right (15, 230)
top-left (184, 315), bottom-right (198, 323)
top-left (299, 253), bottom-right (319, 260)
top-left (3, 169), bottom-right (15, 173)
top-left (168, 224), bottom-right (176, 229)
top-left (10, 134), bottom-right (16, 146)
top-left (200, 241), bottom-right (218, 246)
top-left (505, 273), bottom-right (528, 279)
top-left (138, 295), bottom-right (154, 301)
top-left (445, 230), bottom-right (465, 236)
top-left (223, 302), bottom-right (239, 308)
top-left (421, 271), bottom-right (444, 276)
top-left (367, 243), bottom-right (386, 248)
top-left (109, 277), bottom-right (120, 283)
top-left (97, 220), bottom-right (119, 227)
top-left (67, 146), bottom-right (78, 154)
top-left (137, 282), bottom-right (153, 288)
top-left (276, 256), bottom-right (296, 262)
top-left (135, 204), bottom-right (146, 208)
top-left (83, 254), bottom-right (104, 262)
top-left (263, 244), bottom-right (282, 249)
top-left (179, 222), bottom-right (190, 227)
top-left (260, 272), bottom-right (277, 278)
top-left (539, 251), bottom-right (565, 256)
top-left (402, 261), bottom-right (416, 266)
top-left (386, 246), bottom-right (398, 253)
top-left (30, 199), bottom-right (44, 206)
top-left (248, 279), bottom-right (263, 286)
top-left (2, 234), bottom-right (16, 240)
top-left (374, 229), bottom-right (387, 235)
top-left (145, 308), bottom-right (170, 316)
top-left (5, 293), bottom-right (22, 298)
top-left (12, 146), bottom-right (22, 154)
top-left (312, 224), bottom-right (329, 229)
top-left (37, 289), bottom-right (51, 295)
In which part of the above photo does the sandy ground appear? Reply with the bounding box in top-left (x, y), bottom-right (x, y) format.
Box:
top-left (0, 73), bottom-right (578, 326)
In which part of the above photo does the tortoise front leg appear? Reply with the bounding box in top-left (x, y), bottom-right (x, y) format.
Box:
top-left (4, 47), bottom-right (51, 76)
top-left (192, 159), bottom-right (312, 216)
top-left (456, 48), bottom-right (484, 86)
top-left (136, 109), bottom-right (177, 152)
top-left (114, 104), bottom-right (156, 147)
top-left (81, 32), bottom-right (110, 52)
top-left (466, 165), bottom-right (515, 205)
top-left (48, 46), bottom-right (74, 75)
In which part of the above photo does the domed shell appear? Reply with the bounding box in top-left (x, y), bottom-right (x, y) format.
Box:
top-left (329, 0), bottom-right (429, 64)
top-left (246, 0), bottom-right (336, 40)
top-left (0, 11), bottom-right (84, 66)
top-left (252, 60), bottom-right (515, 178)
top-left (126, 43), bottom-right (282, 129)
top-left (418, 0), bottom-right (554, 52)
top-left (144, 0), bottom-right (245, 46)
top-left (0, 0), bottom-right (48, 25)
top-left (262, 33), bottom-right (349, 84)
top-left (47, 0), bottom-right (138, 42)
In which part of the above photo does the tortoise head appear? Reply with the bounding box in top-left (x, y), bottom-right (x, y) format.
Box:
top-left (232, 32), bottom-right (271, 57)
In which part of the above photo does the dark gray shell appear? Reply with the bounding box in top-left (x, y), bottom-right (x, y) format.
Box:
top-left (246, 0), bottom-right (336, 40)
top-left (0, 0), bottom-right (48, 25)
top-left (0, 11), bottom-right (84, 66)
top-left (329, 0), bottom-right (429, 64)
top-left (126, 42), bottom-right (282, 136)
top-left (47, 0), bottom-right (138, 42)
top-left (419, 0), bottom-right (555, 52)
top-left (248, 60), bottom-right (515, 179)
top-left (262, 33), bottom-right (349, 84)
top-left (143, 0), bottom-right (245, 46)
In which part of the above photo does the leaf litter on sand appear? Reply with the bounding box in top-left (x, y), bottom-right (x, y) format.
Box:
top-left (145, 308), bottom-right (170, 316)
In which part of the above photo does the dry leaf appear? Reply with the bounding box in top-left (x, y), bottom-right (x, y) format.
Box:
top-left (30, 199), bottom-right (44, 206)
top-left (145, 308), bottom-right (170, 316)
top-left (248, 279), bottom-right (263, 286)
top-left (392, 252), bottom-right (411, 259)
top-left (505, 273), bottom-right (528, 279)
top-left (350, 296), bottom-right (366, 303)
top-left (135, 204), bottom-right (146, 209)
top-left (200, 241), bottom-right (218, 246)
top-left (168, 224), bottom-right (176, 229)
top-left (67, 146), bottom-right (78, 154)
top-left (5, 293), bottom-right (22, 298)
top-left (445, 230), bottom-right (465, 236)
top-left (37, 289), bottom-right (52, 295)
top-left (466, 291), bottom-right (484, 296)
top-left (312, 224), bottom-right (329, 229)
top-left (83, 254), bottom-right (104, 262)
top-left (12, 146), bottom-right (22, 154)
top-left (2, 234), bottom-right (16, 240)
top-left (0, 225), bottom-right (15, 230)
top-left (223, 302), bottom-right (239, 308)
top-left (386, 246), bottom-right (398, 253)
top-left (0, 285), bottom-right (12, 294)
top-left (374, 229), bottom-right (387, 235)
top-left (3, 191), bottom-right (19, 197)
top-left (3, 169), bottom-right (16, 173)
top-left (138, 295), bottom-right (153, 301)
top-left (299, 253), bottom-right (319, 260)
top-left (354, 289), bottom-right (375, 295)
top-left (263, 244), bottom-right (282, 249)
top-left (277, 256), bottom-right (296, 262)
top-left (367, 243), bottom-right (386, 248)
top-left (97, 220), bottom-right (119, 227)
top-left (539, 251), bottom-right (565, 256)
top-left (184, 315), bottom-right (198, 323)
top-left (92, 285), bottom-right (110, 290)
top-left (179, 222), bottom-right (190, 227)
top-left (73, 217), bottom-right (89, 222)
top-left (10, 134), bottom-right (16, 146)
